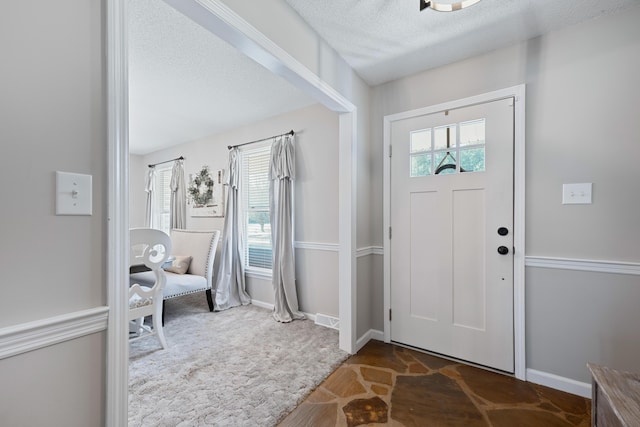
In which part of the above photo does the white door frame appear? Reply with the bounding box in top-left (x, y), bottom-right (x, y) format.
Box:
top-left (382, 85), bottom-right (526, 380)
top-left (106, 0), bottom-right (358, 424)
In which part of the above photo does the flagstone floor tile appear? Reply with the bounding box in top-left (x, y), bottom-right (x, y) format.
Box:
top-left (342, 396), bottom-right (388, 427)
top-left (278, 341), bottom-right (591, 427)
top-left (486, 408), bottom-right (581, 427)
top-left (391, 373), bottom-right (485, 426)
top-left (360, 366), bottom-right (393, 385)
top-left (322, 367), bottom-right (367, 398)
top-left (456, 364), bottom-right (540, 405)
top-left (345, 340), bottom-right (408, 372)
top-left (278, 402), bottom-right (338, 427)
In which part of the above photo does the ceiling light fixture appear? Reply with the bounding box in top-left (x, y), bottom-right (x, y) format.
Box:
top-left (420, 0), bottom-right (482, 12)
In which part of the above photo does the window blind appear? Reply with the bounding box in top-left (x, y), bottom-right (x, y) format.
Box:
top-left (241, 145), bottom-right (273, 270)
top-left (155, 165), bottom-right (172, 234)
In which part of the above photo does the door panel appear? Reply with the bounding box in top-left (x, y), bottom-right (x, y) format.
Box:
top-left (452, 188), bottom-right (485, 330)
top-left (409, 191), bottom-right (439, 321)
top-left (390, 98), bottom-right (514, 372)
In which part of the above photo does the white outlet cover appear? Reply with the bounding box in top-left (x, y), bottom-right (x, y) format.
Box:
top-left (56, 171), bottom-right (92, 215)
top-left (562, 183), bottom-right (592, 205)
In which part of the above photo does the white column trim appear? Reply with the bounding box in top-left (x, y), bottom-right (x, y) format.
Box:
top-left (382, 85), bottom-right (527, 380)
top-left (356, 247), bottom-right (373, 258)
top-left (383, 115), bottom-right (392, 345)
top-left (294, 241), bottom-right (340, 252)
top-left (293, 242), bottom-right (384, 258)
top-left (338, 112), bottom-right (357, 354)
top-left (526, 256), bottom-right (640, 275)
top-left (0, 307), bottom-right (109, 360)
top-left (356, 246), bottom-right (384, 258)
top-left (106, 0), bottom-right (129, 425)
top-left (513, 84), bottom-right (527, 380)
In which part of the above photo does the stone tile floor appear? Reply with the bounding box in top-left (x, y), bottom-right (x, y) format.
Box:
top-left (278, 341), bottom-right (591, 427)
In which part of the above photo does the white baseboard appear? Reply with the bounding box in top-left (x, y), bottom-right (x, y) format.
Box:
top-left (250, 299), bottom-right (274, 311)
top-left (0, 306), bottom-right (109, 360)
top-left (526, 368), bottom-right (591, 398)
top-left (250, 299), bottom-right (323, 324)
top-left (355, 329), bottom-right (384, 352)
top-left (315, 313), bottom-right (339, 330)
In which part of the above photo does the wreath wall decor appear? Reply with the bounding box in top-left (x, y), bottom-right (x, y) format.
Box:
top-left (188, 165), bottom-right (214, 207)
top-left (189, 165), bottom-right (225, 218)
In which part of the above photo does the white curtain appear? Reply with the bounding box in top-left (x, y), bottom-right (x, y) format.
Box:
top-left (145, 166), bottom-right (156, 228)
top-left (170, 159), bottom-right (186, 230)
top-left (270, 135), bottom-right (304, 322)
top-left (214, 148), bottom-right (251, 311)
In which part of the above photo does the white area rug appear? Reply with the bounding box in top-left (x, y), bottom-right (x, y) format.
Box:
top-left (129, 293), bottom-right (348, 426)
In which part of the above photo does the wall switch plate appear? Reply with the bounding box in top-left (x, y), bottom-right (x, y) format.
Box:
top-left (562, 183), bottom-right (592, 205)
top-left (56, 171), bottom-right (92, 215)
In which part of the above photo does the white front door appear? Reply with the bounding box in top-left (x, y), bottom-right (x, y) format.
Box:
top-left (390, 98), bottom-right (514, 373)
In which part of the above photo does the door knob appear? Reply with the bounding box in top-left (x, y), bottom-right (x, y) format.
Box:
top-left (497, 246), bottom-right (509, 255)
top-left (497, 227), bottom-right (509, 236)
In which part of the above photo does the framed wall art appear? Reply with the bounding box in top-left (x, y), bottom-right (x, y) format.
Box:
top-left (188, 165), bottom-right (225, 217)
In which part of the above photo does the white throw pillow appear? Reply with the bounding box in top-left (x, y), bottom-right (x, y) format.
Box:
top-left (164, 255), bottom-right (192, 274)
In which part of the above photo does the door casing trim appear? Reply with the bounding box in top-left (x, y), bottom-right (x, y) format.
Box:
top-left (382, 85), bottom-right (526, 380)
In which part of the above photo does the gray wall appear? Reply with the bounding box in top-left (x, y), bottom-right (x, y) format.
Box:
top-left (526, 268), bottom-right (640, 382)
top-left (371, 5), bottom-right (640, 383)
top-left (133, 104), bottom-right (342, 317)
top-left (0, 0), bottom-right (106, 425)
top-left (0, 334), bottom-right (105, 426)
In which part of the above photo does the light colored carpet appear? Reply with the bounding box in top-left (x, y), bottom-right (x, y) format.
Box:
top-left (129, 293), bottom-right (348, 426)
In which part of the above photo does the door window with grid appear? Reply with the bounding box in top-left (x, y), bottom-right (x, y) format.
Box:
top-left (410, 118), bottom-right (486, 177)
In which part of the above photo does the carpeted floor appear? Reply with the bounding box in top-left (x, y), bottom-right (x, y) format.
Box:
top-left (129, 293), bottom-right (349, 426)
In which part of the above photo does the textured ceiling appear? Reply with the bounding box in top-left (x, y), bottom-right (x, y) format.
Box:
top-left (283, 0), bottom-right (639, 85)
top-left (128, 0), bottom-right (316, 155)
top-left (130, 0), bottom-right (639, 154)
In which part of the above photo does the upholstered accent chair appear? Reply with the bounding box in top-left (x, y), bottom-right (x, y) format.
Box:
top-left (129, 228), bottom-right (171, 349)
top-left (130, 229), bottom-right (221, 319)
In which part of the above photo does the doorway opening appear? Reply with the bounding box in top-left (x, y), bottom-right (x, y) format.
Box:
top-left (106, 0), bottom-right (358, 423)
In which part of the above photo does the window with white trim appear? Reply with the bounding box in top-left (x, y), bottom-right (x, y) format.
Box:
top-left (241, 144), bottom-right (272, 271)
top-left (153, 164), bottom-right (172, 235)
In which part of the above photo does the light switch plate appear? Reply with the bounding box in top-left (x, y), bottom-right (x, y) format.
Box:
top-left (562, 183), bottom-right (592, 205)
top-left (56, 171), bottom-right (92, 215)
